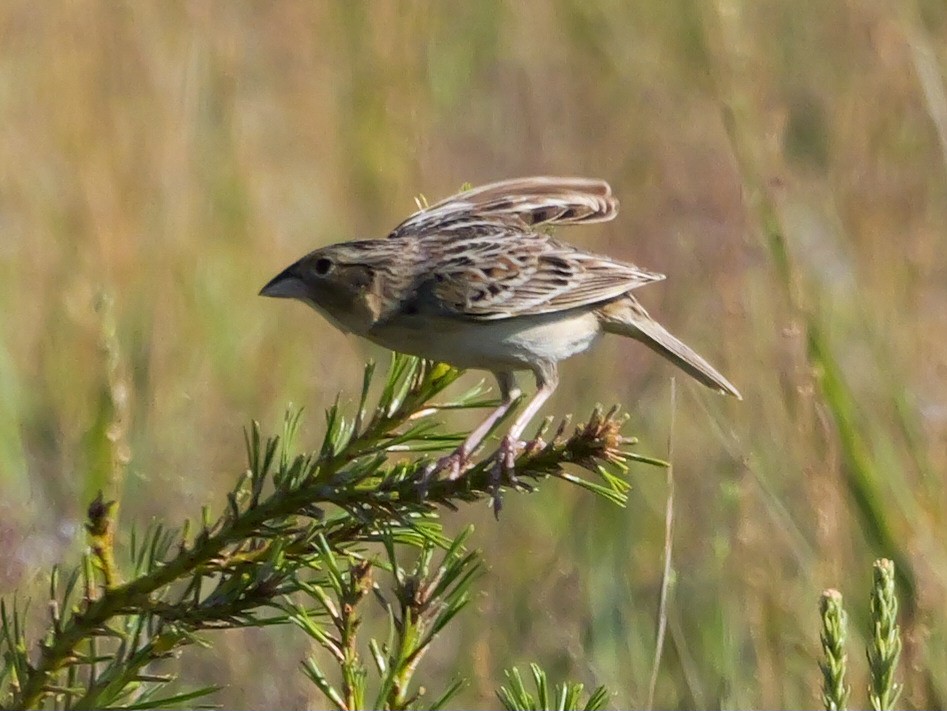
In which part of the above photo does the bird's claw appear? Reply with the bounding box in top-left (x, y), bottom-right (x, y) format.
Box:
top-left (490, 435), bottom-right (526, 517)
top-left (418, 435), bottom-right (536, 517)
top-left (418, 448), bottom-right (471, 496)
top-left (523, 436), bottom-right (547, 456)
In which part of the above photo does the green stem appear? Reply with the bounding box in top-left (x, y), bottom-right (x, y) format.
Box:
top-left (11, 402), bottom-right (632, 709)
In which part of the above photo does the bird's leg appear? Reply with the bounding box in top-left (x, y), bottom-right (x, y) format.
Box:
top-left (505, 367), bottom-right (559, 444)
top-left (490, 365), bottom-right (559, 516)
top-left (420, 372), bottom-right (520, 485)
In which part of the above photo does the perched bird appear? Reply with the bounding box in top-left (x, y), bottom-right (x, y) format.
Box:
top-left (261, 177), bottom-right (740, 479)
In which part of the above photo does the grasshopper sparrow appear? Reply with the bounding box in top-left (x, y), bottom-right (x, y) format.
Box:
top-left (261, 177), bottom-right (740, 480)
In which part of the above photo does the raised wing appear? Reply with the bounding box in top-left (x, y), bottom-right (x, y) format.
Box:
top-left (388, 177), bottom-right (619, 239)
top-left (412, 231), bottom-right (663, 320)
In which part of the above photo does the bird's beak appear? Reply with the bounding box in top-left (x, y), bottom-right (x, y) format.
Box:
top-left (259, 262), bottom-right (307, 300)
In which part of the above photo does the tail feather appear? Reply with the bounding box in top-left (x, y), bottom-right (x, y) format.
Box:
top-left (600, 297), bottom-right (742, 399)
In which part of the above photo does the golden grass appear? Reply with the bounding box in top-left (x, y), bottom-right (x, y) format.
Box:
top-left (1, 1), bottom-right (945, 707)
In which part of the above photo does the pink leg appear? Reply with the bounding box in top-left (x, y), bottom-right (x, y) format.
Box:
top-left (453, 372), bottom-right (521, 469)
top-left (490, 365), bottom-right (559, 515)
top-left (506, 366), bottom-right (559, 443)
top-left (424, 372), bottom-right (521, 482)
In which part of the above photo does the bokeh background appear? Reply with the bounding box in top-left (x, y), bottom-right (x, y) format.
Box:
top-left (2, 1), bottom-right (947, 708)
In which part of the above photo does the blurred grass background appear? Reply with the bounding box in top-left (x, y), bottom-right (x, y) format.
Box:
top-left (1, 1), bottom-right (946, 707)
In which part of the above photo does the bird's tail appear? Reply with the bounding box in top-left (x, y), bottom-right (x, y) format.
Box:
top-left (599, 297), bottom-right (742, 399)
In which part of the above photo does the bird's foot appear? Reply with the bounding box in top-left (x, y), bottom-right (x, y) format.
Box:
top-left (489, 435), bottom-right (533, 517)
top-left (522, 435), bottom-right (547, 456)
top-left (418, 448), bottom-right (471, 496)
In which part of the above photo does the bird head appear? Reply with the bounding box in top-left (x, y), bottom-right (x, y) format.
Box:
top-left (259, 240), bottom-right (391, 335)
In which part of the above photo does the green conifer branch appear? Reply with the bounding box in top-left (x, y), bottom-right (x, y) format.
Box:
top-left (1, 356), bottom-right (645, 710)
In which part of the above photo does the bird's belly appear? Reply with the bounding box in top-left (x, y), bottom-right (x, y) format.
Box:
top-left (366, 310), bottom-right (602, 371)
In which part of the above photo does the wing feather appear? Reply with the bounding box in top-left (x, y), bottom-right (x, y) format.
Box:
top-left (388, 177), bottom-right (619, 239)
top-left (413, 232), bottom-right (663, 320)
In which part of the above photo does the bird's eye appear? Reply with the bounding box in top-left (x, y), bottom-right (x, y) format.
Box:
top-left (313, 257), bottom-right (333, 276)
